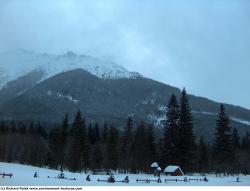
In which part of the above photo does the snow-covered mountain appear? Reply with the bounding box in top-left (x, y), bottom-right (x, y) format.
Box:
top-left (0, 49), bottom-right (141, 89)
top-left (0, 49), bottom-right (250, 143)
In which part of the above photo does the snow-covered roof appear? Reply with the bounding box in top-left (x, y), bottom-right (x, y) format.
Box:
top-left (150, 162), bottom-right (158, 168)
top-left (157, 167), bottom-right (161, 171)
top-left (164, 165), bottom-right (184, 174)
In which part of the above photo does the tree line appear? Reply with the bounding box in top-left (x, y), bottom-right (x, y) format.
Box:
top-left (161, 89), bottom-right (250, 175)
top-left (0, 88), bottom-right (249, 174)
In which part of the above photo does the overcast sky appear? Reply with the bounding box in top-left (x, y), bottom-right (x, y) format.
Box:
top-left (0, 0), bottom-right (249, 109)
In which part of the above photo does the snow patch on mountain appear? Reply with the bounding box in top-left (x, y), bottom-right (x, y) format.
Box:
top-left (231, 118), bottom-right (250, 126)
top-left (148, 113), bottom-right (166, 127)
top-left (47, 90), bottom-right (79, 104)
top-left (0, 49), bottom-right (142, 90)
top-left (192, 110), bottom-right (216, 116)
top-left (141, 98), bottom-right (156, 105)
top-left (192, 110), bottom-right (250, 126)
top-left (158, 105), bottom-right (166, 112)
top-left (17, 88), bottom-right (28, 96)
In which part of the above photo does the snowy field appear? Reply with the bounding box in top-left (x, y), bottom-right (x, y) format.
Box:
top-left (0, 162), bottom-right (250, 186)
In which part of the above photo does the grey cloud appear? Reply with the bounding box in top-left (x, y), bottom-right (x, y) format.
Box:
top-left (0, 0), bottom-right (249, 109)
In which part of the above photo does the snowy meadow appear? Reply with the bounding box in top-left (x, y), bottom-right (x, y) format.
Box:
top-left (0, 162), bottom-right (250, 186)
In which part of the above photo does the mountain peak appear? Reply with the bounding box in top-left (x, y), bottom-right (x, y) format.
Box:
top-left (63, 51), bottom-right (77, 58)
top-left (0, 50), bottom-right (142, 89)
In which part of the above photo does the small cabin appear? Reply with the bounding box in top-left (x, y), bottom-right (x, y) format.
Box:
top-left (164, 165), bottom-right (184, 176)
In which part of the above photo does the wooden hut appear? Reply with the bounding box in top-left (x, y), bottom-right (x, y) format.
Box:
top-left (164, 165), bottom-right (184, 176)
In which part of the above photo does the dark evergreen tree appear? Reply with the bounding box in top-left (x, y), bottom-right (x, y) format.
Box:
top-left (131, 121), bottom-right (147, 173)
top-left (241, 132), bottom-right (250, 150)
top-left (90, 144), bottom-right (103, 173)
top-left (102, 122), bottom-right (108, 143)
top-left (10, 121), bottom-right (16, 133)
top-left (232, 128), bottom-right (240, 149)
top-left (68, 111), bottom-right (84, 172)
top-left (213, 104), bottom-right (235, 173)
top-left (88, 123), bottom-right (95, 145)
top-left (145, 124), bottom-right (157, 170)
top-left (36, 123), bottom-right (43, 136)
top-left (59, 114), bottom-right (69, 169)
top-left (106, 125), bottom-right (119, 171)
top-left (120, 117), bottom-right (134, 173)
top-left (81, 118), bottom-right (89, 173)
top-left (19, 123), bottom-right (26, 134)
top-left (48, 126), bottom-right (61, 168)
top-left (93, 123), bottom-right (100, 143)
top-left (198, 136), bottom-right (209, 173)
top-left (44, 151), bottom-right (54, 168)
top-left (0, 121), bottom-right (5, 133)
top-left (29, 122), bottom-right (34, 134)
top-left (162, 94), bottom-right (180, 166)
top-left (48, 114), bottom-right (69, 169)
top-left (178, 88), bottom-right (196, 173)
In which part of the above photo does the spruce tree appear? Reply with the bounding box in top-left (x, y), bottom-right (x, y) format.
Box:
top-left (68, 111), bottom-right (84, 172)
top-left (29, 122), bottom-right (34, 134)
top-left (162, 94), bottom-right (180, 166)
top-left (232, 128), bottom-right (240, 149)
top-left (213, 104), bottom-right (235, 173)
top-left (120, 117), bottom-right (134, 173)
top-left (198, 136), bottom-right (209, 173)
top-left (48, 127), bottom-right (60, 168)
top-left (48, 114), bottom-right (69, 169)
top-left (102, 122), bottom-right (108, 143)
top-left (241, 132), bottom-right (250, 150)
top-left (90, 144), bottom-right (103, 173)
top-left (178, 88), bottom-right (196, 173)
top-left (131, 121), bottom-right (147, 173)
top-left (59, 114), bottom-right (69, 170)
top-left (81, 118), bottom-right (89, 173)
top-left (88, 123), bottom-right (95, 145)
top-left (146, 124), bottom-right (157, 170)
top-left (106, 125), bottom-right (119, 171)
top-left (93, 123), bottom-right (100, 143)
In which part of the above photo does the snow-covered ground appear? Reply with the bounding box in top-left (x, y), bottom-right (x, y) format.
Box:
top-left (0, 162), bottom-right (250, 186)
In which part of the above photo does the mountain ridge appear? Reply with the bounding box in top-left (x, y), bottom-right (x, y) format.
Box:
top-left (0, 49), bottom-right (142, 89)
top-left (0, 68), bottom-right (249, 142)
top-left (0, 51), bottom-right (249, 142)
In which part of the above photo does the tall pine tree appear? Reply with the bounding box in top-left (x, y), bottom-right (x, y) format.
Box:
top-left (145, 124), bottom-right (157, 171)
top-left (68, 111), bottom-right (84, 172)
top-left (178, 88), bottom-right (196, 173)
top-left (93, 123), bottom-right (100, 143)
top-left (198, 136), bottom-right (209, 173)
top-left (48, 114), bottom-right (69, 169)
top-left (241, 132), bottom-right (250, 150)
top-left (120, 117), bottom-right (134, 173)
top-left (60, 114), bottom-right (69, 170)
top-left (131, 121), bottom-right (147, 173)
top-left (162, 94), bottom-right (180, 166)
top-left (81, 118), bottom-right (89, 173)
top-left (232, 128), bottom-right (240, 149)
top-left (102, 122), bottom-right (108, 143)
top-left (106, 125), bottom-right (119, 171)
top-left (213, 104), bottom-right (235, 173)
